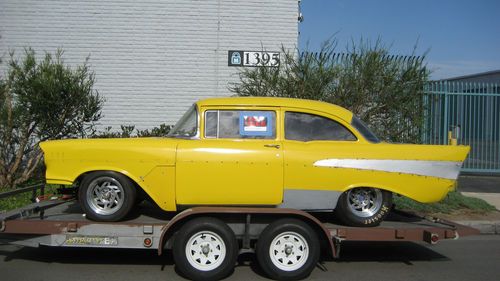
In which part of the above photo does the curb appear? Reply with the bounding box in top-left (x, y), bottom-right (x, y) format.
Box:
top-left (456, 220), bottom-right (500, 235)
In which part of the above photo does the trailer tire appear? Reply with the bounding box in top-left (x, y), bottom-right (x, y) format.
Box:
top-left (78, 171), bottom-right (136, 222)
top-left (256, 218), bottom-right (319, 280)
top-left (336, 187), bottom-right (392, 227)
top-left (173, 217), bottom-right (238, 281)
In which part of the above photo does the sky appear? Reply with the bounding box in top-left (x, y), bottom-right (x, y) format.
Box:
top-left (298, 0), bottom-right (500, 80)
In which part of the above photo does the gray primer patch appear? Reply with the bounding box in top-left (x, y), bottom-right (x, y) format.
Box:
top-left (313, 159), bottom-right (462, 180)
top-left (278, 189), bottom-right (341, 211)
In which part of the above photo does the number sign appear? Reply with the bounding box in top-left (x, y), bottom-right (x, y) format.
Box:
top-left (228, 50), bottom-right (280, 67)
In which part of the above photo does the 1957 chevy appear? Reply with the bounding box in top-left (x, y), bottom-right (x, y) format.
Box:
top-left (40, 97), bottom-right (470, 226)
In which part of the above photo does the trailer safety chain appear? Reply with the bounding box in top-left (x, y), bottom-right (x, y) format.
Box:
top-left (423, 216), bottom-right (458, 229)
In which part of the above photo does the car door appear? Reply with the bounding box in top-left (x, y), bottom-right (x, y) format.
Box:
top-left (175, 107), bottom-right (283, 205)
top-left (281, 109), bottom-right (360, 210)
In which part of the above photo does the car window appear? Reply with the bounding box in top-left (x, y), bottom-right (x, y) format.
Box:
top-left (285, 111), bottom-right (356, 141)
top-left (205, 110), bottom-right (276, 139)
top-left (167, 104), bottom-right (198, 138)
top-left (351, 116), bottom-right (380, 143)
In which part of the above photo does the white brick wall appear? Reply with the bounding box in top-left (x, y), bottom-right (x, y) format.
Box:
top-left (0, 0), bottom-right (298, 129)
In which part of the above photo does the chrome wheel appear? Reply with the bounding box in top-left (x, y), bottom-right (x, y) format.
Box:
top-left (268, 231), bottom-right (309, 272)
top-left (185, 231), bottom-right (226, 271)
top-left (86, 176), bottom-right (124, 215)
top-left (347, 187), bottom-right (383, 218)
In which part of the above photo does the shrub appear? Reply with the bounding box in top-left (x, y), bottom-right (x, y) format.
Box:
top-left (0, 48), bottom-right (103, 189)
top-left (92, 124), bottom-right (172, 138)
top-left (230, 39), bottom-right (429, 143)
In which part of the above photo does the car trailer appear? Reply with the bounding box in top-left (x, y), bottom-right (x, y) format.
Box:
top-left (0, 187), bottom-right (480, 281)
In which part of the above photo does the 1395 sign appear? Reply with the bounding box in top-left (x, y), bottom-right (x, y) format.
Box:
top-left (228, 51), bottom-right (280, 67)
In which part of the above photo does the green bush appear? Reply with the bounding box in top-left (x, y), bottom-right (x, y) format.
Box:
top-left (394, 191), bottom-right (496, 214)
top-left (0, 48), bottom-right (103, 190)
top-left (92, 123), bottom-right (172, 138)
top-left (230, 39), bottom-right (429, 143)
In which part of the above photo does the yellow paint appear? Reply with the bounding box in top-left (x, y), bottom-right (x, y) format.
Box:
top-left (40, 138), bottom-right (177, 210)
top-left (284, 142), bottom-right (461, 202)
top-left (40, 97), bottom-right (470, 211)
top-left (142, 166), bottom-right (176, 211)
top-left (175, 139), bottom-right (283, 205)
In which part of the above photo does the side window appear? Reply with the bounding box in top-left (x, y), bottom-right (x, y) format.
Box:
top-left (285, 112), bottom-right (356, 141)
top-left (205, 110), bottom-right (276, 139)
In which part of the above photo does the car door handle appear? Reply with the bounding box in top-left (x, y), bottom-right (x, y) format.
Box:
top-left (264, 144), bottom-right (280, 149)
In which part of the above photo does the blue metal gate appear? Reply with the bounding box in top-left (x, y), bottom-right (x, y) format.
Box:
top-left (423, 81), bottom-right (500, 173)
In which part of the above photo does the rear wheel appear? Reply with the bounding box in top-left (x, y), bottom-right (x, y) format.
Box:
top-left (78, 171), bottom-right (136, 222)
top-left (173, 217), bottom-right (238, 281)
top-left (336, 187), bottom-right (392, 227)
top-left (256, 218), bottom-right (320, 280)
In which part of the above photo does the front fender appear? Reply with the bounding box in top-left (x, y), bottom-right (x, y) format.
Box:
top-left (47, 164), bottom-right (177, 212)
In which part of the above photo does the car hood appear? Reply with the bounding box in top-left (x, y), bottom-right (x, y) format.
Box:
top-left (40, 137), bottom-right (180, 166)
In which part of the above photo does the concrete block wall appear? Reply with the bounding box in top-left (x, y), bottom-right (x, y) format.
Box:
top-left (0, 0), bottom-right (298, 129)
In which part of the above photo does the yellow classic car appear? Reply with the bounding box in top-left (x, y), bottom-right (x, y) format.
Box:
top-left (40, 97), bottom-right (470, 226)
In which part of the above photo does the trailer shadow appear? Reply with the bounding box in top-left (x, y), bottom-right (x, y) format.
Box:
top-left (334, 241), bottom-right (449, 264)
top-left (0, 240), bottom-right (449, 280)
top-left (0, 245), bottom-right (174, 267)
top-left (234, 241), bottom-right (449, 278)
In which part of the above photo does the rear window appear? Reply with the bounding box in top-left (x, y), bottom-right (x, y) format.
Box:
top-left (285, 112), bottom-right (356, 142)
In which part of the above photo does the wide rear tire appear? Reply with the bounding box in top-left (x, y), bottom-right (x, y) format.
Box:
top-left (335, 187), bottom-right (392, 227)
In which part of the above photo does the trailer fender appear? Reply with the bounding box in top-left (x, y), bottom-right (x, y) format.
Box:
top-left (157, 207), bottom-right (336, 257)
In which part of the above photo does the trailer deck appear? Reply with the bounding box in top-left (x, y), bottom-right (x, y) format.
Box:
top-left (0, 199), bottom-right (480, 255)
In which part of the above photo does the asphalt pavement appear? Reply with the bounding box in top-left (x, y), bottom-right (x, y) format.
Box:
top-left (1, 235), bottom-right (499, 281)
top-left (458, 175), bottom-right (500, 194)
top-left (457, 175), bottom-right (500, 212)
top-left (452, 175), bottom-right (500, 234)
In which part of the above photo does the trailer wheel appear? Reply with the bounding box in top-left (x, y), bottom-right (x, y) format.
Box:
top-left (336, 187), bottom-right (392, 227)
top-left (173, 217), bottom-right (238, 281)
top-left (78, 171), bottom-right (136, 222)
top-left (256, 218), bottom-right (319, 280)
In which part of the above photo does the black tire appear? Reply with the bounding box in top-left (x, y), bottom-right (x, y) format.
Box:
top-left (256, 218), bottom-right (320, 280)
top-left (78, 171), bottom-right (137, 222)
top-left (173, 217), bottom-right (238, 281)
top-left (335, 187), bottom-right (392, 227)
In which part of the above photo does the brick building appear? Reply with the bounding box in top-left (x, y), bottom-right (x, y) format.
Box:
top-left (0, 0), bottom-right (299, 129)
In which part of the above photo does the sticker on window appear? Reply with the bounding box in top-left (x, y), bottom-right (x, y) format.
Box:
top-left (239, 111), bottom-right (274, 137)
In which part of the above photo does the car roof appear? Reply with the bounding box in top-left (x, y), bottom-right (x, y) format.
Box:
top-left (196, 97), bottom-right (354, 122)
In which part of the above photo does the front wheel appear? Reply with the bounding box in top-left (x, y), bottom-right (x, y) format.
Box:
top-left (335, 187), bottom-right (392, 227)
top-left (78, 171), bottom-right (137, 222)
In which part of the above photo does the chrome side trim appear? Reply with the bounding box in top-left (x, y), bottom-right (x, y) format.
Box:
top-left (313, 159), bottom-right (462, 180)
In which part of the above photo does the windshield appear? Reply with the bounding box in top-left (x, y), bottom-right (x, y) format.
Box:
top-left (351, 116), bottom-right (380, 143)
top-left (167, 104), bottom-right (198, 138)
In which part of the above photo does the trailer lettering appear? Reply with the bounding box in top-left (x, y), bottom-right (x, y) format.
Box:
top-left (65, 235), bottom-right (118, 246)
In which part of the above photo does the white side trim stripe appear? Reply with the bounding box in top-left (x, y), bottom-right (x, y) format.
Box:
top-left (313, 159), bottom-right (462, 180)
